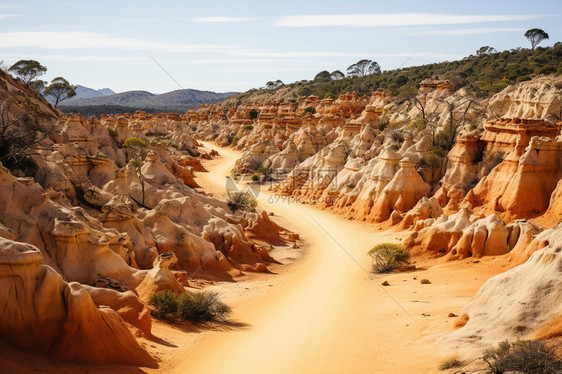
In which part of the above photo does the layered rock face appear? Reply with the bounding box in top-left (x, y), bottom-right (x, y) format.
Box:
top-left (0, 72), bottom-right (291, 365)
top-left (445, 223), bottom-right (562, 347)
top-left (464, 119), bottom-right (561, 220)
top-left (187, 92), bottom-right (367, 175)
top-left (189, 76), bottom-right (562, 265)
top-left (410, 118), bottom-right (561, 260)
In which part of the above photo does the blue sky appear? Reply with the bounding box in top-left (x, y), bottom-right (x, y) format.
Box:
top-left (1, 0), bottom-right (560, 93)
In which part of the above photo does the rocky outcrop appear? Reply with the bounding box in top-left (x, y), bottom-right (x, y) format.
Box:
top-left (446, 223), bottom-right (562, 346)
top-left (465, 119), bottom-right (561, 220)
top-left (0, 237), bottom-right (154, 365)
top-left (136, 252), bottom-right (184, 303)
top-left (488, 75), bottom-right (562, 120)
top-left (366, 159), bottom-right (431, 222)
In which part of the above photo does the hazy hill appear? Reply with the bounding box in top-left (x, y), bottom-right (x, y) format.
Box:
top-left (60, 88), bottom-right (238, 115)
top-left (96, 88), bottom-right (115, 96)
top-left (45, 85), bottom-right (114, 106)
top-left (71, 85), bottom-right (115, 99)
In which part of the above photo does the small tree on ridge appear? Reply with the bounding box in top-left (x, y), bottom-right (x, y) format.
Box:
top-left (44, 77), bottom-right (77, 107)
top-left (346, 59), bottom-right (381, 78)
top-left (524, 28), bottom-right (549, 50)
top-left (8, 60), bottom-right (47, 84)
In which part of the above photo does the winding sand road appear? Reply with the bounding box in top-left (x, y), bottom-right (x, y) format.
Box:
top-left (170, 142), bottom-right (468, 374)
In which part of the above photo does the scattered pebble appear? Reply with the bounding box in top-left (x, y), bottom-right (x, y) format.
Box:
top-left (381, 280), bottom-right (390, 286)
top-left (421, 313), bottom-right (431, 317)
top-left (448, 313), bottom-right (457, 318)
top-left (420, 279), bottom-right (431, 284)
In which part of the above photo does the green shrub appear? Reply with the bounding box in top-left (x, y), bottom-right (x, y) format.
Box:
top-left (439, 356), bottom-right (462, 370)
top-left (417, 146), bottom-right (447, 172)
top-left (483, 340), bottom-right (561, 374)
top-left (150, 290), bottom-right (231, 324)
top-left (539, 65), bottom-right (557, 75)
top-left (383, 120), bottom-right (404, 132)
top-left (368, 243), bottom-right (410, 273)
top-left (227, 191), bottom-right (258, 212)
top-left (389, 130), bottom-right (404, 144)
top-left (408, 118), bottom-right (427, 133)
top-left (257, 166), bottom-right (273, 181)
top-left (243, 125), bottom-right (254, 131)
top-left (303, 106), bottom-right (316, 114)
top-left (149, 290), bottom-right (179, 317)
top-left (123, 137), bottom-right (147, 148)
top-left (177, 291), bottom-right (231, 323)
top-left (251, 173), bottom-right (260, 182)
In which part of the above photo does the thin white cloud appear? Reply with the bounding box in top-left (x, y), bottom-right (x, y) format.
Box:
top-left (227, 49), bottom-right (462, 60)
top-left (276, 13), bottom-right (543, 27)
top-left (0, 14), bottom-right (18, 19)
top-left (413, 27), bottom-right (523, 35)
top-left (191, 17), bottom-right (253, 23)
top-left (0, 31), bottom-right (240, 52)
top-left (3, 54), bottom-right (143, 63)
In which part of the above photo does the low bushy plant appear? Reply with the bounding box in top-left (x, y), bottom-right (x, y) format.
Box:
top-left (257, 166), bottom-right (273, 181)
top-left (483, 340), bottom-right (561, 374)
top-left (149, 290), bottom-right (179, 317)
top-left (227, 191), bottom-right (258, 212)
top-left (303, 106), bottom-right (316, 114)
top-left (150, 290), bottom-right (231, 324)
top-left (177, 291), bottom-right (231, 323)
top-left (439, 356), bottom-right (462, 370)
top-left (368, 243), bottom-right (410, 273)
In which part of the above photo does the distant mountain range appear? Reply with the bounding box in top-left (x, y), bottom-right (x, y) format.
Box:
top-left (44, 85), bottom-right (115, 106)
top-left (58, 87), bottom-right (238, 114)
top-left (72, 85), bottom-right (115, 99)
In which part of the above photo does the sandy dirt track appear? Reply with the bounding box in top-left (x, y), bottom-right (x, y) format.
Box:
top-left (169, 142), bottom-right (502, 374)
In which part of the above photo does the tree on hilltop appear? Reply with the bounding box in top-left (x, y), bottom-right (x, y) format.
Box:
top-left (44, 77), bottom-right (77, 107)
top-left (313, 70), bottom-right (332, 82)
top-left (8, 60), bottom-right (47, 85)
top-left (330, 70), bottom-right (345, 80)
top-left (476, 46), bottom-right (498, 55)
top-left (524, 28), bottom-right (549, 50)
top-left (346, 59), bottom-right (381, 78)
top-left (265, 80), bottom-right (284, 90)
